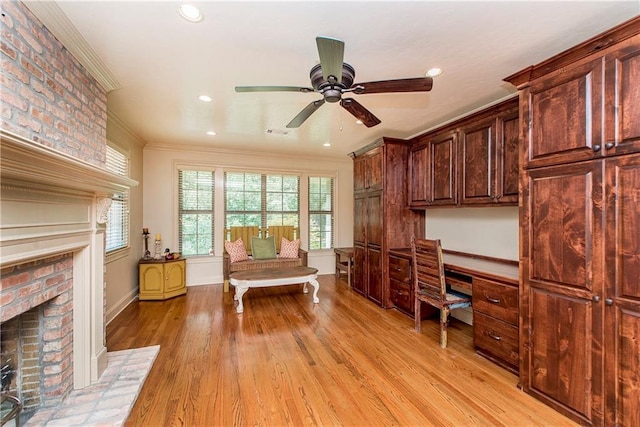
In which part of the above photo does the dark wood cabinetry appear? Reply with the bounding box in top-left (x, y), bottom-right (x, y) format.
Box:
top-left (505, 17), bottom-right (640, 427)
top-left (351, 138), bottom-right (424, 307)
top-left (472, 277), bottom-right (519, 373)
top-left (408, 98), bottom-right (519, 208)
top-left (388, 254), bottom-right (413, 315)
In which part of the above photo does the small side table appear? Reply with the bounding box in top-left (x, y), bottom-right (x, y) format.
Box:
top-left (334, 247), bottom-right (354, 286)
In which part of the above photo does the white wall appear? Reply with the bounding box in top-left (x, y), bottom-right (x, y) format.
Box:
top-left (143, 145), bottom-right (354, 286)
top-left (424, 206), bottom-right (519, 325)
top-left (425, 206), bottom-right (519, 261)
top-left (105, 112), bottom-right (146, 323)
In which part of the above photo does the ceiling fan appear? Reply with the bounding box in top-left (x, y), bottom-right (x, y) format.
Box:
top-left (235, 36), bottom-right (434, 128)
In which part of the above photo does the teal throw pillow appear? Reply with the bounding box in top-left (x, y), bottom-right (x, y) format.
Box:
top-left (251, 235), bottom-right (277, 260)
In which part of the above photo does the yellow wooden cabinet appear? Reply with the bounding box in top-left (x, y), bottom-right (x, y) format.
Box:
top-left (138, 258), bottom-right (186, 300)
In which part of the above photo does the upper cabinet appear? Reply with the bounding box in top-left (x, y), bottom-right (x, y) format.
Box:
top-left (509, 29), bottom-right (640, 169)
top-left (408, 98), bottom-right (519, 209)
top-left (354, 146), bottom-right (383, 193)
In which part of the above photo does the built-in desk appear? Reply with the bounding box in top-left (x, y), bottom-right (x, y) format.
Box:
top-left (388, 248), bottom-right (519, 374)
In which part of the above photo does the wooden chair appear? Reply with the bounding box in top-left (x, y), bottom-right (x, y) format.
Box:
top-left (412, 237), bottom-right (472, 348)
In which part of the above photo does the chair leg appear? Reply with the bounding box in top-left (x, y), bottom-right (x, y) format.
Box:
top-left (415, 299), bottom-right (421, 333)
top-left (440, 307), bottom-right (450, 348)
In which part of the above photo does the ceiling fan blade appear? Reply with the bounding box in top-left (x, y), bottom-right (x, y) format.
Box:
top-left (286, 99), bottom-right (325, 128)
top-left (351, 77), bottom-right (433, 94)
top-left (316, 36), bottom-right (345, 84)
top-left (340, 98), bottom-right (381, 128)
top-left (235, 86), bottom-right (314, 93)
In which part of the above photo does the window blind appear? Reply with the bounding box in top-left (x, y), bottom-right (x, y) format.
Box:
top-left (308, 176), bottom-right (334, 250)
top-left (105, 145), bottom-right (129, 252)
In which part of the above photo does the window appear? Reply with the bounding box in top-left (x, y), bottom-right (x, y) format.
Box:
top-left (225, 172), bottom-right (299, 229)
top-left (105, 145), bottom-right (129, 252)
top-left (308, 176), bottom-right (334, 250)
top-left (178, 170), bottom-right (214, 256)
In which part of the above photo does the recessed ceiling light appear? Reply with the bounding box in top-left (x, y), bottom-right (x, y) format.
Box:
top-left (323, 143), bottom-right (331, 147)
top-left (198, 95), bottom-right (212, 102)
top-left (206, 131), bottom-right (216, 136)
top-left (355, 120), bottom-right (363, 125)
top-left (178, 4), bottom-right (203, 23)
top-left (426, 67), bottom-right (443, 77)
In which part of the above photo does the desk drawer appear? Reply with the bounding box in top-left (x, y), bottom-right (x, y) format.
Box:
top-left (389, 256), bottom-right (411, 283)
top-left (472, 277), bottom-right (518, 325)
top-left (473, 311), bottom-right (519, 369)
top-left (389, 278), bottom-right (412, 314)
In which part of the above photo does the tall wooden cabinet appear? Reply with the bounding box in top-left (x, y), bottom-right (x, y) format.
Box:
top-left (505, 17), bottom-right (640, 427)
top-left (351, 138), bottom-right (424, 308)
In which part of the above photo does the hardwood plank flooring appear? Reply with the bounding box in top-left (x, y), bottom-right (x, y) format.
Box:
top-left (107, 275), bottom-right (576, 426)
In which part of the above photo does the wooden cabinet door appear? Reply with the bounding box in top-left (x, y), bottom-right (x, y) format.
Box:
top-left (460, 118), bottom-right (495, 205)
top-left (165, 260), bottom-right (185, 293)
top-left (604, 37), bottom-right (640, 157)
top-left (523, 160), bottom-right (605, 425)
top-left (525, 57), bottom-right (603, 168)
top-left (367, 192), bottom-right (383, 247)
top-left (353, 155), bottom-right (367, 193)
top-left (352, 245), bottom-right (366, 295)
top-left (139, 264), bottom-right (163, 293)
top-left (603, 153), bottom-right (640, 427)
top-left (496, 108), bottom-right (520, 203)
top-left (353, 195), bottom-right (367, 246)
top-left (409, 142), bottom-right (429, 207)
top-left (367, 247), bottom-right (383, 305)
top-left (366, 147), bottom-right (384, 191)
top-left (429, 132), bottom-right (457, 206)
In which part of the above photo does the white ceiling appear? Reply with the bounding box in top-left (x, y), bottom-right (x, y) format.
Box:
top-left (28, 1), bottom-right (639, 160)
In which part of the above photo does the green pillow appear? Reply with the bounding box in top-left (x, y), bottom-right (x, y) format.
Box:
top-left (251, 235), bottom-right (277, 259)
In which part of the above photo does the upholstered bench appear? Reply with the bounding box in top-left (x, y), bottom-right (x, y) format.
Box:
top-left (223, 226), bottom-right (308, 292)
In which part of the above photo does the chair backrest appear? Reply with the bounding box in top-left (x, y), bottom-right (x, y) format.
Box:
top-left (225, 226), bottom-right (261, 254)
top-left (266, 226), bottom-right (298, 252)
top-left (411, 238), bottom-right (447, 302)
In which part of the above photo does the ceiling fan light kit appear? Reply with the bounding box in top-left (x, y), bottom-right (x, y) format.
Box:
top-left (235, 36), bottom-right (433, 129)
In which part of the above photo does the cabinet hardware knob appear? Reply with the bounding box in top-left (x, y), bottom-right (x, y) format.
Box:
top-left (593, 295), bottom-right (600, 302)
top-left (605, 298), bottom-right (613, 306)
top-left (486, 296), bottom-right (501, 304)
top-left (488, 331), bottom-right (502, 341)
top-left (593, 144), bottom-right (601, 152)
top-left (605, 142), bottom-right (614, 150)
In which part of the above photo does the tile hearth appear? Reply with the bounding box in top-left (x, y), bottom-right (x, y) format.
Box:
top-left (25, 345), bottom-right (159, 427)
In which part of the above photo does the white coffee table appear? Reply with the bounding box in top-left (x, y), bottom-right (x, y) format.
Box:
top-left (229, 266), bottom-right (319, 313)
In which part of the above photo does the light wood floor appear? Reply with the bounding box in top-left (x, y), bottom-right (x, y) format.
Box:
top-left (107, 275), bottom-right (576, 427)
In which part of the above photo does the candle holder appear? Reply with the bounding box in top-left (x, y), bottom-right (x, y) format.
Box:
top-left (154, 238), bottom-right (162, 260)
top-left (142, 228), bottom-right (151, 260)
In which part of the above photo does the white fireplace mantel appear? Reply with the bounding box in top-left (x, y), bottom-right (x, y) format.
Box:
top-left (1, 128), bottom-right (138, 388)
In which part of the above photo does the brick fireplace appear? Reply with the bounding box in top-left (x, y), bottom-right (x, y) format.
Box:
top-left (0, 130), bottom-right (137, 422)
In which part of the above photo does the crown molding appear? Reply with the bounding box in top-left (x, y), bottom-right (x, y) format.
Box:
top-left (23, 1), bottom-right (120, 92)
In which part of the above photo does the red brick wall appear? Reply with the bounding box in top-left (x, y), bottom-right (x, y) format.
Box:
top-left (1, 1), bottom-right (108, 166)
top-left (0, 253), bottom-right (74, 406)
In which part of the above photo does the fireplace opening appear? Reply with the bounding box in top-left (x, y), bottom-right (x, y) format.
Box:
top-left (0, 254), bottom-right (75, 425)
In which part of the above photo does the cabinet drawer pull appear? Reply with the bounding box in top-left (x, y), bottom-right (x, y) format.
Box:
top-left (605, 142), bottom-right (614, 150)
top-left (485, 295), bottom-right (501, 304)
top-left (487, 331), bottom-right (502, 341)
top-left (593, 144), bottom-right (601, 152)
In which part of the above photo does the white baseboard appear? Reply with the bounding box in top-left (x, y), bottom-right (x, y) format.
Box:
top-left (106, 288), bottom-right (138, 325)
